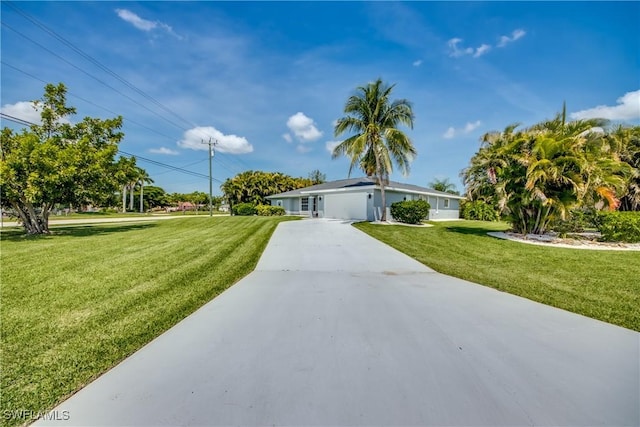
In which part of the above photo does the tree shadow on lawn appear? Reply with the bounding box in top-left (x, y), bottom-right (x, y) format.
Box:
top-left (0, 222), bottom-right (157, 242)
top-left (443, 224), bottom-right (508, 237)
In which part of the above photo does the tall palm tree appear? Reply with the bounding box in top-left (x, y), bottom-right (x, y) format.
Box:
top-left (136, 168), bottom-right (153, 213)
top-left (332, 78), bottom-right (416, 221)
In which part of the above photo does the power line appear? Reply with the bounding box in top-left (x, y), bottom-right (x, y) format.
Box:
top-left (2, 7), bottom-right (249, 175)
top-left (1, 21), bottom-right (188, 132)
top-left (1, 60), bottom-right (180, 143)
top-left (5, 1), bottom-right (198, 131)
top-left (0, 113), bottom-right (223, 183)
top-left (2, 60), bottom-right (244, 175)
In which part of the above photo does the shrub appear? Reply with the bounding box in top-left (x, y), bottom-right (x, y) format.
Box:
top-left (232, 202), bottom-right (257, 216)
top-left (597, 211), bottom-right (640, 243)
top-left (390, 200), bottom-right (431, 224)
top-left (460, 200), bottom-right (498, 221)
top-left (256, 205), bottom-right (285, 216)
top-left (550, 209), bottom-right (599, 236)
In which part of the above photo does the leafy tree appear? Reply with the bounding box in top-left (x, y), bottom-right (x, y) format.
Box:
top-left (462, 109), bottom-right (632, 234)
top-left (611, 125), bottom-right (640, 211)
top-left (132, 185), bottom-right (167, 210)
top-left (221, 170), bottom-right (312, 206)
top-left (0, 83), bottom-right (124, 234)
top-left (332, 78), bottom-right (416, 221)
top-left (428, 177), bottom-right (459, 195)
top-left (308, 169), bottom-right (326, 184)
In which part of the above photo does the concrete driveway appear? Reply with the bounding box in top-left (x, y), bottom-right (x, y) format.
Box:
top-left (38, 219), bottom-right (639, 426)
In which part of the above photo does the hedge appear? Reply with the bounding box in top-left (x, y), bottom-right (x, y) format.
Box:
top-left (390, 200), bottom-right (431, 224)
top-left (460, 200), bottom-right (498, 221)
top-left (597, 211), bottom-right (640, 243)
top-left (256, 205), bottom-right (285, 216)
top-left (232, 203), bottom-right (257, 216)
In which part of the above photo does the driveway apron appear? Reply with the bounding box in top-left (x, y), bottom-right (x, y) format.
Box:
top-left (38, 219), bottom-right (639, 426)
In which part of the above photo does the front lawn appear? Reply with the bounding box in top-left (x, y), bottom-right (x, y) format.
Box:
top-left (0, 216), bottom-right (292, 425)
top-left (354, 220), bottom-right (640, 332)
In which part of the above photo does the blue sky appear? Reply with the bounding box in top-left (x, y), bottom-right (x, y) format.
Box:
top-left (2, 1), bottom-right (639, 196)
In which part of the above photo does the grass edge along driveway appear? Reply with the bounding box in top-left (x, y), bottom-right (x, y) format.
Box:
top-left (354, 220), bottom-right (639, 332)
top-left (1, 216), bottom-right (295, 427)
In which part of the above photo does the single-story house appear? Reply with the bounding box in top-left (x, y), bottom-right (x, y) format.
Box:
top-left (266, 177), bottom-right (464, 221)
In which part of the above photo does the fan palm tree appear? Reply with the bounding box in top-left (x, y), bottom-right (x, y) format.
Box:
top-left (332, 78), bottom-right (416, 221)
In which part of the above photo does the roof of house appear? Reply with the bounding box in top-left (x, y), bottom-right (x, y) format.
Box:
top-left (266, 177), bottom-right (464, 199)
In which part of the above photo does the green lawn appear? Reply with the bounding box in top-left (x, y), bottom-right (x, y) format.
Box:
top-left (0, 216), bottom-right (292, 425)
top-left (355, 220), bottom-right (640, 332)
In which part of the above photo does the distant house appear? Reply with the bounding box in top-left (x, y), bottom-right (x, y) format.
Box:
top-left (266, 177), bottom-right (463, 221)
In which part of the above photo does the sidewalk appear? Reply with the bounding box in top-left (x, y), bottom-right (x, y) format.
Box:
top-left (37, 219), bottom-right (639, 426)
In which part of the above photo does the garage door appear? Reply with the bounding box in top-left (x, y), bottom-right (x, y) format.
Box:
top-left (324, 193), bottom-right (367, 220)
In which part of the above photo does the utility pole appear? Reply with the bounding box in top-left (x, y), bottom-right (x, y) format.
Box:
top-left (202, 138), bottom-right (218, 217)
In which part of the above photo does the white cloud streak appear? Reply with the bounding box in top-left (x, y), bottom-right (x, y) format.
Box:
top-left (149, 147), bottom-right (179, 155)
top-left (286, 112), bottom-right (323, 142)
top-left (115, 9), bottom-right (182, 39)
top-left (571, 90), bottom-right (640, 121)
top-left (473, 44), bottom-right (491, 58)
top-left (443, 120), bottom-right (482, 139)
top-left (448, 29), bottom-right (525, 59)
top-left (413, 59), bottom-right (423, 67)
top-left (497, 29), bottom-right (526, 47)
top-left (177, 126), bottom-right (253, 154)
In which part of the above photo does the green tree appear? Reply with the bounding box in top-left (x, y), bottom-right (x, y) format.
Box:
top-left (0, 83), bottom-right (124, 234)
top-left (332, 78), bottom-right (416, 221)
top-left (221, 170), bottom-right (312, 206)
top-left (308, 169), bottom-right (326, 184)
top-left (462, 110), bottom-right (632, 234)
top-left (428, 177), bottom-right (459, 195)
top-left (137, 185), bottom-right (168, 209)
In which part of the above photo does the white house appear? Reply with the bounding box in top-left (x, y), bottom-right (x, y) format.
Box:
top-left (266, 177), bottom-right (463, 221)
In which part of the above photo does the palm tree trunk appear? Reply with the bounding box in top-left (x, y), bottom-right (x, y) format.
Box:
top-left (129, 183), bottom-right (134, 211)
top-left (122, 186), bottom-right (127, 212)
top-left (139, 182), bottom-right (144, 213)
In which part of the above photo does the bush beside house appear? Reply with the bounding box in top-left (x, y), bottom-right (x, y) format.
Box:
top-left (390, 200), bottom-right (431, 224)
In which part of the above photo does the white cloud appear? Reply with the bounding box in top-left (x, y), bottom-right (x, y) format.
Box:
top-left (571, 90), bottom-right (640, 121)
top-left (177, 126), bottom-right (253, 154)
top-left (413, 59), bottom-right (423, 67)
top-left (149, 147), bottom-right (179, 155)
top-left (286, 112), bottom-right (323, 142)
top-left (443, 120), bottom-right (482, 139)
top-left (473, 44), bottom-right (491, 58)
top-left (449, 39), bottom-right (492, 59)
top-left (282, 133), bottom-right (292, 143)
top-left (443, 127), bottom-right (456, 139)
top-left (325, 140), bottom-right (340, 154)
top-left (448, 38), bottom-right (474, 58)
top-left (115, 9), bottom-right (182, 39)
top-left (1, 100), bottom-right (72, 125)
top-left (464, 120), bottom-right (482, 132)
top-left (1, 101), bottom-right (42, 124)
top-left (296, 145), bottom-right (312, 154)
top-left (497, 29), bottom-right (526, 47)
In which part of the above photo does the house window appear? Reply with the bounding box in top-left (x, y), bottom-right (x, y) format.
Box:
top-left (443, 199), bottom-right (450, 208)
top-left (277, 200), bottom-right (282, 207)
top-left (301, 197), bottom-right (309, 211)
